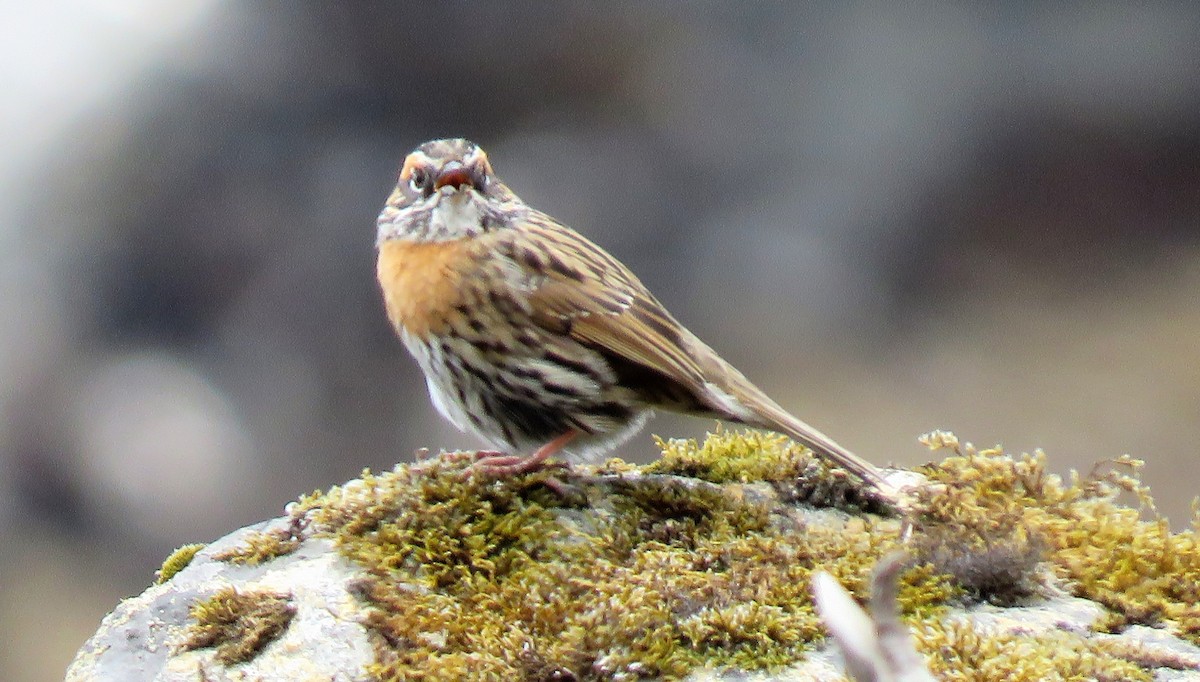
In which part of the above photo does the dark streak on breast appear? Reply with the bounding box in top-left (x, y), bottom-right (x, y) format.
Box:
top-left (460, 360), bottom-right (493, 386)
top-left (544, 350), bottom-right (605, 383)
top-left (468, 337), bottom-right (508, 355)
top-left (540, 382), bottom-right (583, 398)
top-left (506, 364), bottom-right (542, 381)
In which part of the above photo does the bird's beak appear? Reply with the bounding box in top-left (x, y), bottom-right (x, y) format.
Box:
top-left (434, 161), bottom-right (475, 191)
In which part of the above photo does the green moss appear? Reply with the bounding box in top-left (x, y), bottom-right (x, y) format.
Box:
top-left (916, 430), bottom-right (1200, 646)
top-left (904, 430), bottom-right (1200, 679)
top-left (612, 475), bottom-right (771, 549)
top-left (646, 429), bottom-right (810, 483)
top-left (278, 428), bottom-right (1195, 679)
top-left (182, 587), bottom-right (295, 665)
top-left (213, 529), bottom-right (301, 566)
top-left (291, 434), bottom-right (950, 681)
top-left (647, 428), bottom-right (889, 513)
top-left (155, 543), bottom-right (205, 584)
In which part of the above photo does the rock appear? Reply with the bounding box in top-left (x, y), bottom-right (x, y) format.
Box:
top-left (66, 430), bottom-right (1200, 681)
top-left (66, 517), bottom-right (375, 681)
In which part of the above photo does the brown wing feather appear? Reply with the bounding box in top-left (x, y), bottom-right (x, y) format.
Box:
top-left (514, 214), bottom-right (801, 417)
top-left (519, 215), bottom-right (710, 394)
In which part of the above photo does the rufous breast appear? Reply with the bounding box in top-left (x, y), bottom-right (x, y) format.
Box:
top-left (376, 239), bottom-right (475, 339)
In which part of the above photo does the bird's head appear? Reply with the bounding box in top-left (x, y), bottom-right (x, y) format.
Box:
top-left (377, 138), bottom-right (518, 244)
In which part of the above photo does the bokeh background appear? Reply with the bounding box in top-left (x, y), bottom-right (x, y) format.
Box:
top-left (4, 3), bottom-right (1200, 679)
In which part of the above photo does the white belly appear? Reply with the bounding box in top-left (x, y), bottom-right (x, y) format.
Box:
top-left (402, 329), bottom-right (478, 439)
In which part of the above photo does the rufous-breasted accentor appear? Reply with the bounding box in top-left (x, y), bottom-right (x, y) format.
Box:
top-left (376, 138), bottom-right (892, 496)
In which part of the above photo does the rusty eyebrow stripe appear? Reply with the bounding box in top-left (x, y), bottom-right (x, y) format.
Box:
top-left (399, 152), bottom-right (432, 181)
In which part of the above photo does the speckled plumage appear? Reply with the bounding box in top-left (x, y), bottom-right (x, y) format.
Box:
top-left (376, 138), bottom-right (892, 494)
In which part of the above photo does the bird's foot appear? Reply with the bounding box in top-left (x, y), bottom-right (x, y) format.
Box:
top-left (465, 452), bottom-right (578, 498)
top-left (464, 452), bottom-right (569, 479)
top-left (461, 431), bottom-right (581, 494)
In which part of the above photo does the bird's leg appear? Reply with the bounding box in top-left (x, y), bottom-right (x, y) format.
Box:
top-left (467, 430), bottom-right (579, 479)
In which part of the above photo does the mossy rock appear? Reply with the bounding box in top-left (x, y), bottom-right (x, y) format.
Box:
top-left (66, 429), bottom-right (1200, 681)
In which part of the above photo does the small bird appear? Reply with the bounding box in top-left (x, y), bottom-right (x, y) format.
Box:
top-left (376, 138), bottom-right (892, 495)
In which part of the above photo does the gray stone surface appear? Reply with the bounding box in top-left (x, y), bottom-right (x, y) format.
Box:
top-left (66, 518), bottom-right (375, 682)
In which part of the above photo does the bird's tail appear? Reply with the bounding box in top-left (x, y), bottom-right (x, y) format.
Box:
top-left (680, 332), bottom-right (896, 501)
top-left (734, 386), bottom-right (896, 501)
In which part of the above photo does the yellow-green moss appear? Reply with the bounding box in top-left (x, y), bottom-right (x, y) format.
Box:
top-left (917, 621), bottom-right (1154, 681)
top-left (290, 433), bottom-right (952, 681)
top-left (647, 428), bottom-right (889, 513)
top-left (278, 429), bottom-right (1197, 679)
top-left (213, 529), bottom-right (301, 566)
top-left (182, 587), bottom-right (295, 665)
top-left (646, 429), bottom-right (811, 483)
top-left (156, 543), bottom-right (205, 584)
top-left (916, 430), bottom-right (1200, 646)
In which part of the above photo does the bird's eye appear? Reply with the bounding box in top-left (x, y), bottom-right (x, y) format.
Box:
top-left (409, 168), bottom-right (428, 193)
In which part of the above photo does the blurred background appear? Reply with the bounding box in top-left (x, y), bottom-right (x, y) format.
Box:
top-left (4, 2), bottom-right (1199, 679)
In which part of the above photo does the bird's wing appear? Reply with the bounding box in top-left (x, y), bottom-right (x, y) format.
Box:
top-left (509, 215), bottom-right (718, 407)
top-left (505, 215), bottom-right (894, 495)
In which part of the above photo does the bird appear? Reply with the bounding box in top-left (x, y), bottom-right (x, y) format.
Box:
top-left (375, 138), bottom-right (893, 496)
